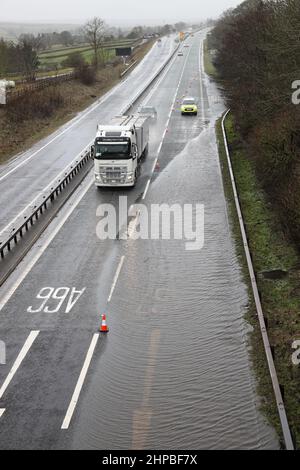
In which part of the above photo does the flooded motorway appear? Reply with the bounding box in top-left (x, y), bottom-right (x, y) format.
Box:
top-left (71, 35), bottom-right (279, 449)
top-left (0, 32), bottom-right (279, 449)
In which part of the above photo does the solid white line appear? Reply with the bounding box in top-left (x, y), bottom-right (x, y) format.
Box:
top-left (0, 42), bottom-right (178, 235)
top-left (0, 409), bottom-right (5, 418)
top-left (152, 156), bottom-right (159, 174)
top-left (147, 42), bottom-right (195, 184)
top-left (0, 141), bottom-right (93, 237)
top-left (61, 333), bottom-right (99, 430)
top-left (107, 256), bottom-right (125, 303)
top-left (0, 91), bottom-right (115, 184)
top-left (199, 41), bottom-right (205, 119)
top-left (150, 43), bottom-right (193, 179)
top-left (0, 176), bottom-right (94, 313)
top-left (142, 179), bottom-right (151, 200)
top-left (141, 49), bottom-right (178, 107)
top-left (0, 331), bottom-right (40, 400)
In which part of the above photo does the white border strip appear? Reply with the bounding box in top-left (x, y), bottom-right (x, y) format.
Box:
top-left (0, 330), bottom-right (40, 400)
top-left (0, 177), bottom-right (94, 313)
top-left (221, 109), bottom-right (294, 450)
top-left (107, 256), bottom-right (125, 303)
top-left (61, 333), bottom-right (99, 430)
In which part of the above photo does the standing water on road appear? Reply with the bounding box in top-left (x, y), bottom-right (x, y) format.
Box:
top-left (71, 41), bottom-right (279, 450)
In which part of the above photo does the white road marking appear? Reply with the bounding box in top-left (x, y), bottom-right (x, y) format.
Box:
top-left (152, 156), bottom-right (159, 173)
top-left (0, 409), bottom-right (5, 418)
top-left (141, 48), bottom-right (178, 107)
top-left (0, 330), bottom-right (40, 400)
top-left (128, 210), bottom-right (141, 239)
top-left (0, 42), bottom-right (178, 235)
top-left (149, 41), bottom-right (194, 181)
top-left (61, 333), bottom-right (99, 430)
top-left (0, 39), bottom-right (172, 184)
top-left (0, 89), bottom-right (117, 184)
top-left (0, 44), bottom-right (179, 310)
top-left (0, 176), bottom-right (94, 313)
top-left (199, 41), bottom-right (206, 119)
top-left (0, 141), bottom-right (92, 237)
top-left (142, 179), bottom-right (151, 200)
top-left (107, 256), bottom-right (125, 303)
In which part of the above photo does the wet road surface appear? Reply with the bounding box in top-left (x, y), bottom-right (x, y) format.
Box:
top-left (0, 31), bottom-right (279, 449)
top-left (0, 36), bottom-right (176, 234)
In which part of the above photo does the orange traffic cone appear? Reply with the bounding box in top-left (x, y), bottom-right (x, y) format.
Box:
top-left (100, 314), bottom-right (109, 333)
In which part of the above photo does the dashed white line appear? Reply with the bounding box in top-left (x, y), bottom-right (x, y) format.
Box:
top-left (0, 409), bottom-right (5, 418)
top-left (61, 333), bottom-right (99, 430)
top-left (107, 256), bottom-right (125, 303)
top-left (0, 330), bottom-right (40, 400)
top-left (142, 179), bottom-right (151, 200)
top-left (146, 41), bottom-right (194, 193)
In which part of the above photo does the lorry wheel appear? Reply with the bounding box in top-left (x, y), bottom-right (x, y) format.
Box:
top-left (144, 144), bottom-right (149, 158)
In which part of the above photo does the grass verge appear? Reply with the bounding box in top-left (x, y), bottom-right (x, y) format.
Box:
top-left (216, 113), bottom-right (300, 449)
top-left (203, 38), bottom-right (218, 78)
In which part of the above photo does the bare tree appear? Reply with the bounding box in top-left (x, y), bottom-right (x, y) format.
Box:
top-left (18, 36), bottom-right (40, 81)
top-left (83, 17), bottom-right (106, 69)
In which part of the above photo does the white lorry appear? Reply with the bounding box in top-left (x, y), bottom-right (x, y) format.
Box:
top-left (92, 115), bottom-right (150, 187)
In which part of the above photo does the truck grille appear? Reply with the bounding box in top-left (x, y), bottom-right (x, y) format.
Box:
top-left (100, 166), bottom-right (127, 183)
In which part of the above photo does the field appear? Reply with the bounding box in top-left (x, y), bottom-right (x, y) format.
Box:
top-left (39, 39), bottom-right (140, 67)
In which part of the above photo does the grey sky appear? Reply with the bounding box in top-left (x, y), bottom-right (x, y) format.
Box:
top-left (1, 0), bottom-right (242, 25)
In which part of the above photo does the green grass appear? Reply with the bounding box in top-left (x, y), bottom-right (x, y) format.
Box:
top-left (203, 38), bottom-right (218, 77)
top-left (41, 39), bottom-right (137, 56)
top-left (39, 38), bottom-right (138, 65)
top-left (216, 113), bottom-right (300, 449)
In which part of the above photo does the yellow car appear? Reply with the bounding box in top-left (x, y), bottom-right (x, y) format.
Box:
top-left (181, 97), bottom-right (198, 116)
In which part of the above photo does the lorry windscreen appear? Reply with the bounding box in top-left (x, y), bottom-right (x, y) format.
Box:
top-left (95, 143), bottom-right (131, 160)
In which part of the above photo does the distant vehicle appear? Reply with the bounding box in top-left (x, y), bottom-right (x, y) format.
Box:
top-left (181, 97), bottom-right (198, 116)
top-left (178, 51), bottom-right (183, 56)
top-left (92, 115), bottom-right (150, 187)
top-left (138, 106), bottom-right (157, 120)
top-left (184, 44), bottom-right (189, 48)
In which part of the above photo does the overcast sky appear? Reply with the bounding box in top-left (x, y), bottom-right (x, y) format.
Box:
top-left (1, 0), bottom-right (242, 24)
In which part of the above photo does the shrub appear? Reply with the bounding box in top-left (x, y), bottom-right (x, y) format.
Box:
top-left (76, 64), bottom-right (96, 85)
top-left (6, 86), bottom-right (64, 123)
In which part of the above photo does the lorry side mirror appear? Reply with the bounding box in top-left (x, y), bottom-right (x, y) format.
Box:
top-left (91, 145), bottom-right (95, 159)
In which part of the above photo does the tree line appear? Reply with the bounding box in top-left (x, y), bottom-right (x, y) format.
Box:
top-left (210, 0), bottom-right (300, 244)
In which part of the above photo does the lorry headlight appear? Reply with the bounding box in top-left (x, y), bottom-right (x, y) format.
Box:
top-left (95, 174), bottom-right (101, 181)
